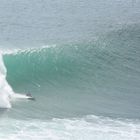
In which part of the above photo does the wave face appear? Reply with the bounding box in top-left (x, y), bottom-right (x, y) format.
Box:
top-left (0, 24), bottom-right (140, 140)
top-left (0, 0), bottom-right (140, 139)
top-left (1, 24), bottom-right (140, 119)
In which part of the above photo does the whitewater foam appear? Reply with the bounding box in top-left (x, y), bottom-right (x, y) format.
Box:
top-left (0, 115), bottom-right (140, 140)
top-left (0, 54), bottom-right (14, 108)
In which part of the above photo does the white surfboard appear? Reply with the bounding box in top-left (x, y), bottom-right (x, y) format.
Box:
top-left (11, 93), bottom-right (35, 100)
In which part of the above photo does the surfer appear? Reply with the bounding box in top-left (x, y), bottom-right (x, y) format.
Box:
top-left (26, 93), bottom-right (35, 101)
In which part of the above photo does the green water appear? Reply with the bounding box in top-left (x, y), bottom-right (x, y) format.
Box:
top-left (2, 24), bottom-right (140, 120)
top-left (0, 0), bottom-right (140, 139)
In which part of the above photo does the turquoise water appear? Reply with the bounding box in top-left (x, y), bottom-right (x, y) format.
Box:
top-left (0, 0), bottom-right (140, 139)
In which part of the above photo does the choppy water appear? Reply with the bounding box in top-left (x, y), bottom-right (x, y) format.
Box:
top-left (0, 0), bottom-right (140, 140)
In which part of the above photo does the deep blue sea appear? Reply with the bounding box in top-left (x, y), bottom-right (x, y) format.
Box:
top-left (0, 0), bottom-right (140, 139)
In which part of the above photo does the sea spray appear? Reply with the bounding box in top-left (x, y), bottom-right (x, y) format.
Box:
top-left (0, 54), bottom-right (14, 108)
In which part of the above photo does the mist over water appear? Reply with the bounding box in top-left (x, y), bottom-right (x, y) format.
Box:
top-left (0, 0), bottom-right (140, 139)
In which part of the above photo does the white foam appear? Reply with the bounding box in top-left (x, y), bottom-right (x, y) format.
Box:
top-left (0, 115), bottom-right (140, 140)
top-left (0, 54), bottom-right (14, 108)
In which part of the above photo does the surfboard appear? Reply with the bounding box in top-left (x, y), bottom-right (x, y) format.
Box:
top-left (11, 93), bottom-right (35, 101)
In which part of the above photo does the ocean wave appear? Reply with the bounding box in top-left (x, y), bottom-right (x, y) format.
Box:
top-left (0, 24), bottom-right (140, 117)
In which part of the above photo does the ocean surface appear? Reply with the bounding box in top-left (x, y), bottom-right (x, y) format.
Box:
top-left (0, 0), bottom-right (140, 139)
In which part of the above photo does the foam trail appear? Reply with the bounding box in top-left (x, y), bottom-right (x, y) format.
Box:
top-left (0, 53), bottom-right (14, 108)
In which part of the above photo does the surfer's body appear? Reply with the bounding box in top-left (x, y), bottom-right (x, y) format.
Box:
top-left (26, 93), bottom-right (35, 100)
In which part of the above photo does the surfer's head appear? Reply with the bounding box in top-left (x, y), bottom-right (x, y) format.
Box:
top-left (26, 93), bottom-right (32, 97)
